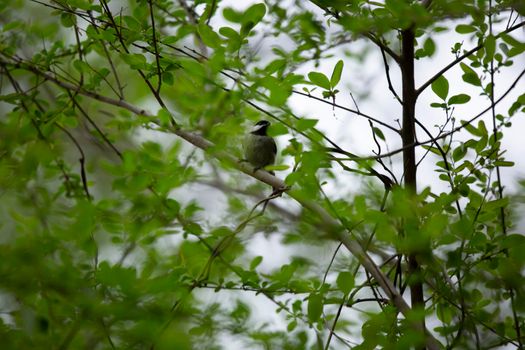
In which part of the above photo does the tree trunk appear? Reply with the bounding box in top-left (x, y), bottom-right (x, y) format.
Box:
top-left (401, 27), bottom-right (426, 348)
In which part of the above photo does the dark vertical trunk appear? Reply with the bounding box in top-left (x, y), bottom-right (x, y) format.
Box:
top-left (401, 27), bottom-right (426, 347)
top-left (401, 29), bottom-right (417, 191)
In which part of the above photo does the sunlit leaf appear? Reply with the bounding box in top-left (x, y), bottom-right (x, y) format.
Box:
top-left (330, 60), bottom-right (344, 87)
top-left (308, 72), bottom-right (331, 90)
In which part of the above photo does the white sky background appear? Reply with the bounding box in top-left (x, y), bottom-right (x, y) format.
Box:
top-left (138, 1), bottom-right (525, 349)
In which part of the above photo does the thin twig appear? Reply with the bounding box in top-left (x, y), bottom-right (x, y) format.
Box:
top-left (380, 45), bottom-right (402, 103)
top-left (148, 0), bottom-right (162, 94)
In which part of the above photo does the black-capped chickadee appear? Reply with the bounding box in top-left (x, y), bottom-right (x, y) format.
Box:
top-left (243, 120), bottom-right (277, 173)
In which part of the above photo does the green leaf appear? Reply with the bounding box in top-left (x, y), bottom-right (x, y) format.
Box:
top-left (477, 120), bottom-right (488, 136)
top-left (240, 3), bottom-right (266, 37)
top-left (462, 73), bottom-right (481, 86)
top-left (501, 34), bottom-right (525, 57)
top-left (423, 37), bottom-right (436, 57)
top-left (287, 320), bottom-right (297, 332)
top-left (60, 12), bottom-right (76, 27)
top-left (431, 75), bottom-right (449, 100)
top-left (474, 135), bottom-right (487, 153)
top-left (123, 15), bottom-right (141, 31)
top-left (0, 92), bottom-right (23, 104)
top-left (218, 26), bottom-right (239, 39)
top-left (415, 48), bottom-right (427, 59)
top-left (157, 108), bottom-right (172, 126)
top-left (162, 72), bottom-right (174, 85)
top-left (249, 256), bottom-right (263, 270)
top-left (198, 23), bottom-right (221, 48)
top-left (455, 24), bottom-right (476, 34)
top-left (308, 72), bottom-right (331, 90)
top-left (165, 199), bottom-right (180, 216)
top-left (260, 76), bottom-right (291, 106)
top-left (372, 127), bottom-right (385, 140)
top-left (2, 20), bottom-right (24, 32)
top-left (421, 145), bottom-right (441, 155)
top-left (448, 94), bottom-right (471, 105)
top-left (223, 7), bottom-right (243, 23)
top-left (460, 63), bottom-right (481, 86)
top-left (264, 59), bottom-right (287, 75)
top-left (162, 35), bottom-right (179, 45)
top-left (296, 118), bottom-right (318, 131)
top-left (179, 59), bottom-right (206, 77)
top-left (267, 123), bottom-right (288, 136)
top-left (461, 121), bottom-right (483, 137)
top-left (121, 53), bottom-right (147, 69)
top-left (452, 145), bottom-right (467, 162)
top-left (484, 34), bottom-right (496, 62)
top-left (60, 114), bottom-right (79, 128)
top-left (501, 234), bottom-right (525, 250)
top-left (494, 160), bottom-right (514, 167)
top-left (73, 59), bottom-right (89, 73)
top-left (243, 3), bottom-right (266, 27)
top-left (330, 60), bottom-right (344, 87)
top-left (485, 198), bottom-right (508, 211)
top-left (439, 173), bottom-right (450, 182)
top-left (437, 303), bottom-right (454, 324)
top-left (336, 272), bottom-right (354, 295)
top-left (307, 293), bottom-right (323, 323)
top-left (430, 102), bottom-right (448, 109)
top-left (501, 33), bottom-right (524, 48)
top-left (285, 171), bottom-right (302, 186)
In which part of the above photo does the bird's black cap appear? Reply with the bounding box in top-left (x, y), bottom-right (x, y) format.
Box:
top-left (251, 120), bottom-right (271, 135)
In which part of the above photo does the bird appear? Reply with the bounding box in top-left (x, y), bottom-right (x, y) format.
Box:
top-left (243, 120), bottom-right (277, 173)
